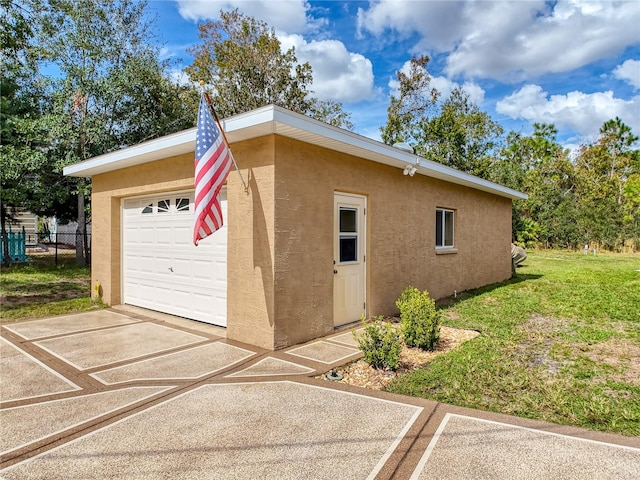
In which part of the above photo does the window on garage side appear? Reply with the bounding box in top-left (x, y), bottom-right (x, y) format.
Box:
top-left (435, 208), bottom-right (454, 248)
top-left (141, 203), bottom-right (153, 214)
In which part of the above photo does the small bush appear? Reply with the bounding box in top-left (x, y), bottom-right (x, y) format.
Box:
top-left (396, 286), bottom-right (441, 351)
top-left (353, 315), bottom-right (402, 371)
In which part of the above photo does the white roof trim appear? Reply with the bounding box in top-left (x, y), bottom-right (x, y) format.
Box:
top-left (64, 105), bottom-right (527, 200)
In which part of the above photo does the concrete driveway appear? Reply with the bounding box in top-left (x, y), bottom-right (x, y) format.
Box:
top-left (2, 307), bottom-right (639, 479)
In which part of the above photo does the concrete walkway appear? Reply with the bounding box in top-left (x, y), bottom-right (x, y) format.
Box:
top-left (1, 307), bottom-right (639, 479)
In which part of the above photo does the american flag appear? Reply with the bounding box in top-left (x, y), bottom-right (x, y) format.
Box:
top-left (193, 95), bottom-right (232, 245)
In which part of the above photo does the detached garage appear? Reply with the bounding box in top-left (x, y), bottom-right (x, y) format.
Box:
top-left (64, 105), bottom-right (526, 350)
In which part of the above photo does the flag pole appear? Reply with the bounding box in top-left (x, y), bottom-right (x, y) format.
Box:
top-left (201, 90), bottom-right (249, 193)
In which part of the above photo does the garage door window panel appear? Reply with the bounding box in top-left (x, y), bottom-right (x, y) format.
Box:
top-left (157, 199), bottom-right (171, 213)
top-left (176, 198), bottom-right (190, 212)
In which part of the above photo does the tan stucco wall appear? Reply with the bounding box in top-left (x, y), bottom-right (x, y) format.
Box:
top-left (89, 133), bottom-right (512, 351)
top-left (271, 136), bottom-right (513, 348)
top-left (225, 136), bottom-right (276, 350)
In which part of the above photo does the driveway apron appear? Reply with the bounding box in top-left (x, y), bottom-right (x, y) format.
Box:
top-left (2, 307), bottom-right (639, 479)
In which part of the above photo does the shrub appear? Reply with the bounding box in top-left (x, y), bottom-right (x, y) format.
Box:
top-left (396, 286), bottom-right (441, 351)
top-left (353, 315), bottom-right (402, 371)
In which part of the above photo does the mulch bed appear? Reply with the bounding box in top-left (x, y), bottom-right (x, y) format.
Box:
top-left (320, 323), bottom-right (480, 390)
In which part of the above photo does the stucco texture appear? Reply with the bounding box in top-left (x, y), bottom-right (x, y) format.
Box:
top-left (226, 136), bottom-right (277, 350)
top-left (89, 134), bottom-right (512, 350)
top-left (270, 136), bottom-right (512, 348)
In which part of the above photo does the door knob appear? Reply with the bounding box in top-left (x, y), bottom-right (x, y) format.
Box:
top-left (334, 269), bottom-right (338, 274)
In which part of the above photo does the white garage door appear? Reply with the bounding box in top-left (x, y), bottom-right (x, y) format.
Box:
top-left (122, 189), bottom-right (227, 327)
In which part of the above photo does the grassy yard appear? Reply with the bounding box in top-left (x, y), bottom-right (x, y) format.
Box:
top-left (0, 257), bottom-right (103, 322)
top-left (387, 250), bottom-right (640, 437)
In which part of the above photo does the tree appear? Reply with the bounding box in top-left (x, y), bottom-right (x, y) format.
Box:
top-left (185, 9), bottom-right (352, 129)
top-left (35, 0), bottom-right (198, 263)
top-left (492, 124), bottom-right (578, 248)
top-left (520, 124), bottom-right (577, 248)
top-left (380, 55), bottom-right (439, 146)
top-left (575, 118), bottom-right (639, 249)
top-left (493, 120), bottom-right (639, 251)
top-left (0, 77), bottom-right (50, 265)
top-left (490, 131), bottom-right (530, 244)
top-left (419, 87), bottom-right (503, 179)
top-left (1, 0), bottom-right (33, 67)
top-left (309, 99), bottom-right (354, 130)
top-left (0, 0), bottom-right (48, 265)
top-left (622, 173), bottom-right (640, 249)
top-left (380, 59), bottom-right (501, 179)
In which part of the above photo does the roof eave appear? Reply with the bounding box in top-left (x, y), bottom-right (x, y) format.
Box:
top-left (63, 128), bottom-right (197, 177)
top-left (63, 105), bottom-right (527, 201)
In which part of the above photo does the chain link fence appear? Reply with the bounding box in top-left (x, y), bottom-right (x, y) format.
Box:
top-left (23, 231), bottom-right (92, 266)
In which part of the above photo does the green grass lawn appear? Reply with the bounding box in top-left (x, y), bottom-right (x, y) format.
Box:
top-left (0, 257), bottom-right (104, 322)
top-left (387, 250), bottom-right (640, 437)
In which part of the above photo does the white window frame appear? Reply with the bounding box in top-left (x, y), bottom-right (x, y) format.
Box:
top-left (338, 206), bottom-right (359, 265)
top-left (435, 208), bottom-right (455, 249)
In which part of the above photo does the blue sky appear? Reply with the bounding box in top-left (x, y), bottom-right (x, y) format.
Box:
top-left (149, 0), bottom-right (640, 150)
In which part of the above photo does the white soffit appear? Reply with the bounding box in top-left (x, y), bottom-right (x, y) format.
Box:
top-left (63, 105), bottom-right (527, 200)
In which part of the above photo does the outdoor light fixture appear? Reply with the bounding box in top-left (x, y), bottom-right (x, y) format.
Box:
top-left (403, 157), bottom-right (420, 177)
top-left (403, 164), bottom-right (418, 176)
top-left (393, 142), bottom-right (420, 177)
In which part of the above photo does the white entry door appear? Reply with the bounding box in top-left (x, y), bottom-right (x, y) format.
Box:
top-left (333, 192), bottom-right (366, 327)
top-left (122, 189), bottom-right (227, 326)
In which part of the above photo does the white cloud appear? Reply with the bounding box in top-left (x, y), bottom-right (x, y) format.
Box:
top-left (357, 0), bottom-right (640, 82)
top-left (356, 0), bottom-right (467, 50)
top-left (176, 0), bottom-right (310, 33)
top-left (614, 59), bottom-right (640, 90)
top-left (280, 34), bottom-right (375, 103)
top-left (496, 84), bottom-right (640, 136)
